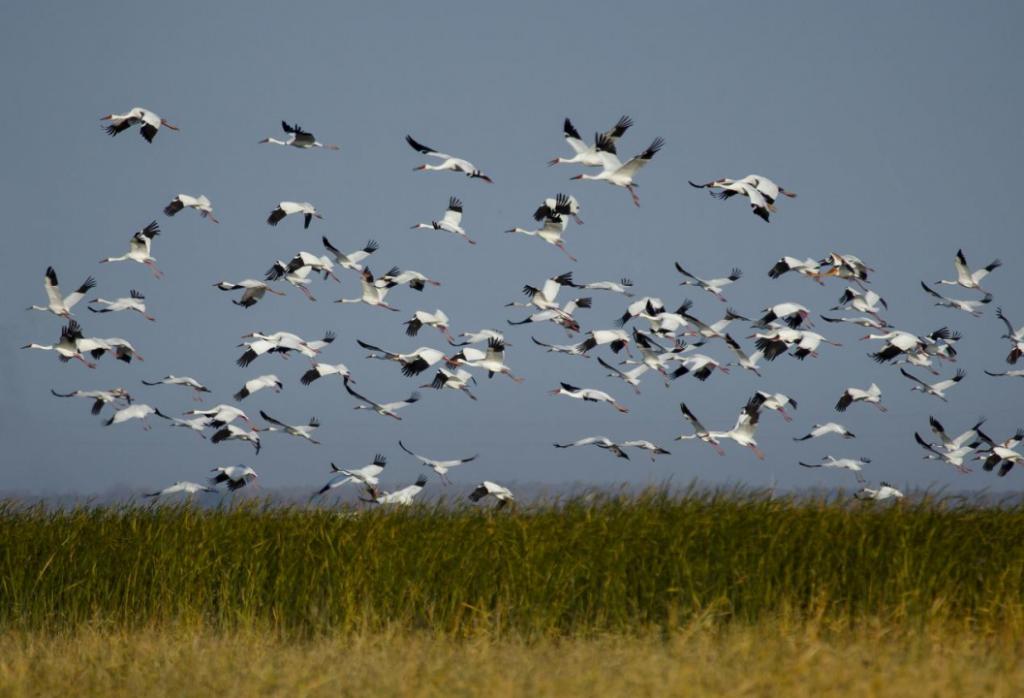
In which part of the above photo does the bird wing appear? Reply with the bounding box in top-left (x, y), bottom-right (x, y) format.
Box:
top-left (615, 138), bottom-right (664, 177)
top-left (919, 281), bottom-right (946, 301)
top-left (259, 410), bottom-right (288, 429)
top-left (405, 135), bottom-right (450, 159)
top-left (900, 368), bottom-right (930, 389)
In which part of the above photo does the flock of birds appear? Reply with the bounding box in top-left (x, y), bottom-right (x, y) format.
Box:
top-left (21, 109), bottom-right (1024, 506)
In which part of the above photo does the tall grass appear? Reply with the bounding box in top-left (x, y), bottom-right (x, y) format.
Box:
top-left (1, 489), bottom-right (1022, 636)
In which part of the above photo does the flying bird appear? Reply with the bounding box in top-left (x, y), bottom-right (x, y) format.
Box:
top-left (50, 387), bottom-right (131, 415)
top-left (233, 374), bottom-right (283, 401)
top-left (793, 423), bottom-right (855, 441)
top-left (335, 268), bottom-right (400, 311)
top-left (267, 202), bottom-right (322, 229)
top-left (548, 115), bottom-right (633, 167)
top-left (798, 456), bottom-right (870, 482)
top-left (144, 481), bottom-right (216, 499)
top-left (141, 375), bottom-right (210, 401)
top-left (835, 384), bottom-right (886, 413)
top-left (674, 263), bottom-right (742, 302)
top-left (209, 465), bottom-right (258, 492)
top-left (28, 267), bottom-right (95, 318)
top-left (214, 280), bottom-right (286, 308)
top-left (899, 368), bottom-right (966, 401)
top-left (101, 107), bottom-right (178, 143)
top-left (406, 135), bottom-right (493, 181)
top-left (362, 475), bottom-right (429, 506)
top-left (301, 362), bottom-right (353, 386)
top-left (571, 134), bottom-right (664, 206)
top-left (919, 282), bottom-right (991, 316)
top-left (356, 340), bottom-right (447, 377)
top-left (468, 481), bottom-right (515, 508)
top-left (398, 440), bottom-right (477, 485)
top-left (854, 482), bottom-right (904, 501)
top-left (164, 194), bottom-right (218, 223)
top-left (934, 249), bottom-right (1001, 292)
top-left (210, 424), bottom-right (262, 454)
top-left (88, 290), bottom-right (155, 321)
top-left (99, 221), bottom-right (162, 278)
top-left (411, 197), bottom-right (475, 244)
top-left (21, 320), bottom-right (96, 368)
top-left (104, 404), bottom-right (171, 429)
top-left (260, 121), bottom-right (339, 150)
top-left (314, 456), bottom-right (387, 496)
top-left (321, 237), bottom-right (379, 273)
top-left (259, 411), bottom-right (320, 444)
top-left (344, 379), bottom-right (420, 420)
top-left (419, 367), bottom-right (478, 401)
top-left (550, 383), bottom-right (628, 413)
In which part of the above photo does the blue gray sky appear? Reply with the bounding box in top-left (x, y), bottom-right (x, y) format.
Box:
top-left (2, 1), bottom-right (1022, 495)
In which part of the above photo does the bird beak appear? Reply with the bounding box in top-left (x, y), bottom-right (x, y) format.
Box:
top-left (161, 120), bottom-right (179, 131)
top-left (569, 175), bottom-right (583, 180)
top-left (547, 158), bottom-right (559, 166)
top-left (258, 138), bottom-right (270, 143)
top-left (412, 165), bottom-right (426, 171)
top-left (99, 114), bottom-right (112, 120)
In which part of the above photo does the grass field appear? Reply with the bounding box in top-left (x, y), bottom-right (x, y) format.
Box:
top-left (1, 490), bottom-right (1022, 695)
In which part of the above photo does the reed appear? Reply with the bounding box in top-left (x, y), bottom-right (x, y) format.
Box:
top-left (1, 489), bottom-right (1022, 637)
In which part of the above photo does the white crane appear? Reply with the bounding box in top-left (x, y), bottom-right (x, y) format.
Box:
top-left (578, 329), bottom-right (632, 355)
top-left (669, 354), bottom-right (730, 382)
top-left (265, 259), bottom-right (317, 301)
top-left (344, 379), bottom-right (420, 420)
top-left (210, 424), bottom-right (262, 454)
top-left (995, 307), bottom-right (1024, 364)
top-left (363, 475), bottom-right (429, 506)
top-left (28, 267), bottom-right (95, 318)
top-left (314, 455), bottom-right (387, 496)
top-left (100, 221), bottom-right (162, 278)
top-left (576, 277), bottom-right (633, 296)
top-left (755, 391), bottom-right (798, 422)
top-left (571, 134), bottom-right (665, 206)
top-left (420, 367), bottom-right (478, 401)
top-left (233, 374), bottom-right (283, 401)
top-left (335, 268), bottom-right (399, 311)
top-left (321, 237), bottom-right (379, 273)
top-left (448, 338), bottom-right (523, 382)
top-left (798, 456), bottom-right (869, 482)
top-left (534, 192), bottom-right (584, 225)
top-left (549, 383), bottom-right (628, 413)
top-left (77, 335), bottom-right (145, 364)
top-left (854, 483), bottom-right (904, 501)
top-left (768, 257), bottom-right (823, 284)
top-left (236, 331), bottom-right (326, 367)
top-left (209, 465), bottom-right (258, 492)
top-left (21, 320), bottom-right (95, 368)
top-left (166, 415), bottom-right (212, 439)
top-left (707, 396), bottom-right (766, 459)
top-left (507, 272), bottom-right (579, 313)
top-left (301, 362), bottom-right (353, 386)
top-left (835, 384), bottom-right (886, 413)
top-left (404, 309), bottom-right (453, 341)
top-left (183, 404), bottom-right (255, 428)
top-left (101, 107), bottom-right (178, 143)
top-left (468, 481), bottom-right (515, 508)
top-left (259, 411), bottom-right (320, 444)
top-left (554, 436), bottom-right (630, 460)
top-left (913, 433), bottom-right (972, 474)
top-left (507, 297), bottom-right (590, 334)
top-left (819, 252), bottom-right (872, 286)
top-left (900, 368), bottom-right (966, 401)
top-left (406, 135), bottom-right (493, 181)
top-left (88, 290), bottom-right (155, 321)
top-left (689, 175), bottom-right (796, 222)
top-left (832, 288), bottom-right (888, 320)
top-left (104, 403), bottom-right (171, 429)
top-left (398, 440), bottom-right (477, 485)
top-left (622, 440), bottom-right (671, 461)
top-left (548, 115), bottom-right (633, 167)
top-left (820, 314), bottom-right (889, 330)
top-left (376, 267), bottom-right (441, 292)
top-left (267, 201), bottom-right (322, 229)
top-left (50, 387), bottom-right (131, 415)
top-left (793, 423), bottom-right (855, 441)
top-left (164, 194), bottom-right (218, 223)
top-left (596, 356), bottom-right (651, 394)
top-left (723, 334), bottom-right (763, 377)
top-left (356, 340), bottom-right (448, 377)
top-left (259, 121), bottom-right (339, 150)
top-left (935, 249), bottom-right (1001, 292)
top-left (141, 375), bottom-right (210, 401)
top-left (505, 212), bottom-right (576, 261)
top-left (985, 369), bottom-right (1024, 378)
top-left (214, 280), bottom-right (286, 308)
top-left (412, 197), bottom-right (475, 244)
top-left (920, 282), bottom-right (991, 316)
top-left (449, 329), bottom-right (507, 347)
top-left (674, 263), bottom-right (742, 302)
top-left (673, 404), bottom-right (723, 456)
top-left (755, 302), bottom-right (811, 329)
top-left (144, 481), bottom-right (216, 499)
top-left (927, 416), bottom-right (985, 453)
top-left (863, 329), bottom-right (932, 364)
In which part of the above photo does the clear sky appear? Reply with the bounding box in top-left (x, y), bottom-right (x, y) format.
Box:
top-left (1, 1), bottom-right (1022, 496)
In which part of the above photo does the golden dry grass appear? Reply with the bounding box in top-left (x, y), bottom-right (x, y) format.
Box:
top-left (1, 620), bottom-right (1022, 697)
